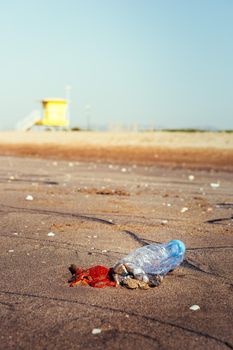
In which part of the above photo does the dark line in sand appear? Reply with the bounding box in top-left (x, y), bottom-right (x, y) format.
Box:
top-left (0, 177), bottom-right (59, 185)
top-left (187, 245), bottom-right (233, 251)
top-left (183, 258), bottom-right (227, 281)
top-left (2, 205), bottom-right (232, 281)
top-left (107, 330), bottom-right (163, 349)
top-left (0, 234), bottom-right (126, 257)
top-left (216, 203), bottom-right (233, 209)
top-left (50, 316), bottom-right (163, 349)
top-left (0, 301), bottom-right (15, 310)
top-left (0, 204), bottom-right (146, 247)
top-left (206, 216), bottom-right (233, 224)
top-left (0, 290), bottom-right (232, 349)
top-left (0, 205), bottom-right (115, 226)
top-left (122, 230), bottom-right (148, 246)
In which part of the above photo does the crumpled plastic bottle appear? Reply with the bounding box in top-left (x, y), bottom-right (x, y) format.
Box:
top-left (113, 240), bottom-right (186, 284)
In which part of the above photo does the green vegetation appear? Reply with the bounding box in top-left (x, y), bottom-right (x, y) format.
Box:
top-left (220, 130), bottom-right (233, 133)
top-left (160, 129), bottom-right (233, 133)
top-left (160, 128), bottom-right (208, 133)
top-left (70, 127), bottom-right (82, 131)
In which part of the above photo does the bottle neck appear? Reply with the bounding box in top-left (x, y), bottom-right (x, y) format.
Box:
top-left (166, 240), bottom-right (186, 256)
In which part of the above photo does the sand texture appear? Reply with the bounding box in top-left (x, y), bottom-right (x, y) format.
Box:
top-left (0, 131), bottom-right (232, 170)
top-left (0, 132), bottom-right (232, 349)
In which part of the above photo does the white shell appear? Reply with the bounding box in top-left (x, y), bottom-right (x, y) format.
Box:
top-left (92, 328), bottom-right (102, 335)
top-left (47, 232), bottom-right (55, 237)
top-left (25, 195), bottom-right (33, 201)
top-left (189, 304), bottom-right (200, 311)
top-left (210, 183), bottom-right (220, 188)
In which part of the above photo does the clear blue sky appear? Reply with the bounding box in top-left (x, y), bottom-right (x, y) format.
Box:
top-left (0, 0), bottom-right (232, 130)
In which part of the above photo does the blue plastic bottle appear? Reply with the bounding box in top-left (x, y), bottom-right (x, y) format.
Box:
top-left (117, 240), bottom-right (186, 278)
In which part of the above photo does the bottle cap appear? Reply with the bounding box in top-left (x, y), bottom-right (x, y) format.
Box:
top-left (168, 240), bottom-right (186, 254)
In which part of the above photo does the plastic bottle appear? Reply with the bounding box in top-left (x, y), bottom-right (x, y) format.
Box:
top-left (114, 240), bottom-right (186, 282)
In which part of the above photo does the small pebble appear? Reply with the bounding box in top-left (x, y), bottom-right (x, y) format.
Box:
top-left (210, 183), bottom-right (220, 188)
top-left (25, 195), bottom-right (33, 201)
top-left (47, 232), bottom-right (55, 237)
top-left (121, 168), bottom-right (127, 173)
top-left (92, 328), bottom-right (101, 335)
top-left (189, 304), bottom-right (200, 311)
top-left (188, 175), bottom-right (195, 181)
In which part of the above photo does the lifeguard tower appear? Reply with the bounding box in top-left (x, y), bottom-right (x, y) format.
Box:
top-left (16, 88), bottom-right (71, 131)
top-left (35, 99), bottom-right (69, 128)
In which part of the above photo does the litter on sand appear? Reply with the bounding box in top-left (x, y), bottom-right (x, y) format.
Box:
top-left (68, 265), bottom-right (116, 288)
top-left (92, 328), bottom-right (102, 335)
top-left (68, 240), bottom-right (186, 290)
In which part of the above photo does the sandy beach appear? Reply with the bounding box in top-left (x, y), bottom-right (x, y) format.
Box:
top-left (0, 131), bottom-right (232, 349)
top-left (0, 131), bottom-right (232, 170)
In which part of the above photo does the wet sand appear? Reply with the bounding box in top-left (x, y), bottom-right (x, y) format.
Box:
top-left (0, 131), bottom-right (232, 349)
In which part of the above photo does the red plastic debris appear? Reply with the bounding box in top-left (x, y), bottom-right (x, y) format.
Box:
top-left (68, 265), bottom-right (116, 288)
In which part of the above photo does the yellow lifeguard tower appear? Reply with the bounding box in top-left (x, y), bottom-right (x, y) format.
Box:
top-left (35, 99), bottom-right (69, 127)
